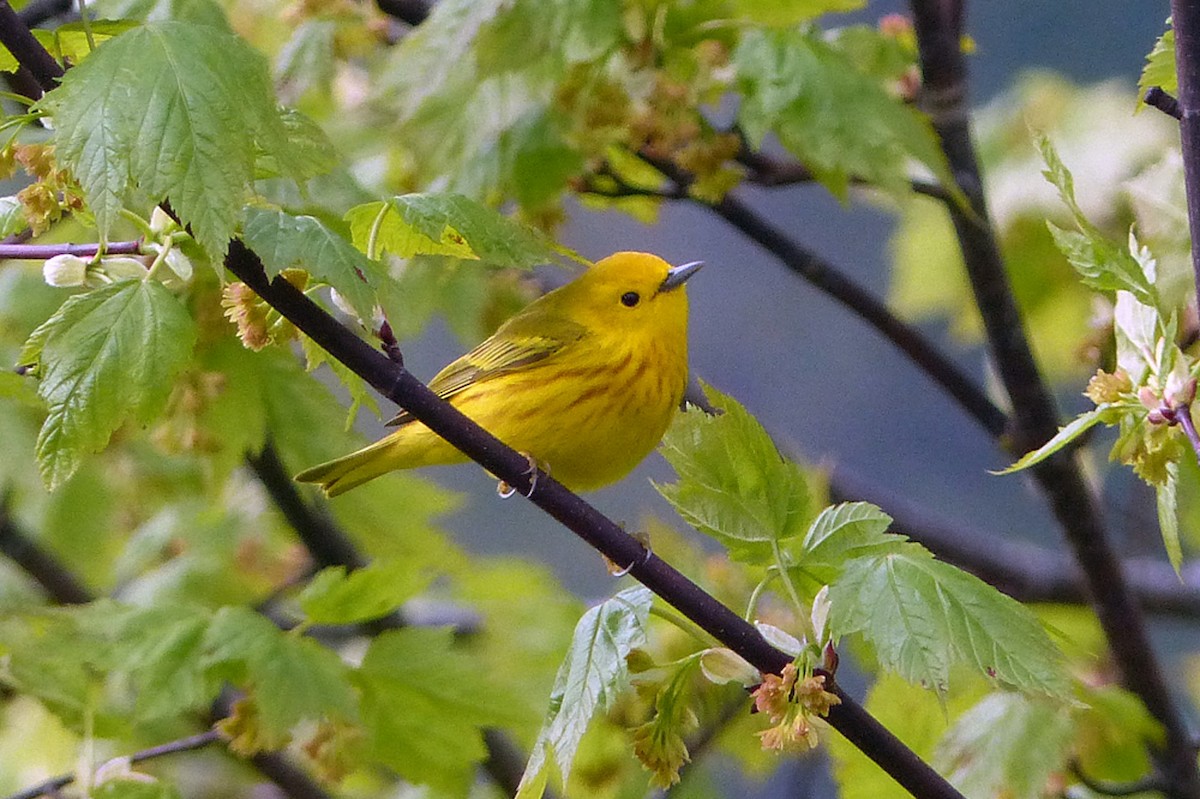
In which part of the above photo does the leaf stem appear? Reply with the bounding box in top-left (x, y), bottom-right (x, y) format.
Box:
top-left (366, 200), bottom-right (389, 261)
top-left (74, 0), bottom-right (95, 53)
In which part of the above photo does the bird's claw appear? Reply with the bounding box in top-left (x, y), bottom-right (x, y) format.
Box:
top-left (605, 529), bottom-right (653, 577)
top-left (496, 453), bottom-right (545, 499)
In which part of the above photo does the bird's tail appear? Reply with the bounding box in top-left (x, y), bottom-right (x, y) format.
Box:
top-left (294, 435), bottom-right (401, 497)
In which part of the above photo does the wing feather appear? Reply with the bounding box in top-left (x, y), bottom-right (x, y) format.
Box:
top-left (386, 313), bottom-right (588, 426)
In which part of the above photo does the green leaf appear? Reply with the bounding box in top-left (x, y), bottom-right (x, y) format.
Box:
top-left (1036, 133), bottom-right (1159, 308)
top-left (299, 559), bottom-right (432, 625)
top-left (934, 692), bottom-right (1074, 799)
top-left (1139, 21), bottom-right (1176, 99)
top-left (242, 206), bottom-right (389, 320)
top-left (40, 21), bottom-right (290, 257)
top-left (993, 407), bottom-right (1107, 475)
top-left (355, 627), bottom-right (512, 794)
top-left (19, 280), bottom-right (196, 489)
top-left (517, 585), bottom-right (653, 799)
top-left (828, 544), bottom-right (1069, 697)
top-left (0, 195), bottom-right (26, 238)
top-left (203, 606), bottom-right (357, 743)
top-left (346, 193), bottom-right (568, 267)
top-left (1158, 459), bottom-right (1182, 574)
top-left (656, 388), bottom-right (809, 562)
top-left (801, 502), bottom-right (898, 565)
top-left (1045, 222), bottom-right (1158, 308)
top-left (115, 604), bottom-right (216, 721)
top-left (734, 28), bottom-right (957, 201)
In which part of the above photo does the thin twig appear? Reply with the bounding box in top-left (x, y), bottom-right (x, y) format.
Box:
top-left (5, 731), bottom-right (222, 799)
top-left (0, 240), bottom-right (143, 260)
top-left (1145, 86), bottom-right (1183, 121)
top-left (909, 2), bottom-right (1200, 796)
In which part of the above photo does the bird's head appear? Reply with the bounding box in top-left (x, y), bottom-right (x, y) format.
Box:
top-left (561, 251), bottom-right (702, 341)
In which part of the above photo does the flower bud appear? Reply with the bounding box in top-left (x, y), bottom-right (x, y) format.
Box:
top-left (754, 621), bottom-right (803, 656)
top-left (100, 256), bottom-right (149, 281)
top-left (1164, 371), bottom-right (1196, 409)
top-left (42, 253), bottom-right (87, 287)
top-left (699, 647), bottom-right (759, 686)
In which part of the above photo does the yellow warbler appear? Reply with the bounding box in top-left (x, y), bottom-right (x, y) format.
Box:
top-left (295, 251), bottom-right (701, 496)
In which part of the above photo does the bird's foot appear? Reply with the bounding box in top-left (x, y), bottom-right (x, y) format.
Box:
top-left (496, 453), bottom-right (545, 499)
top-left (605, 528), bottom-right (653, 577)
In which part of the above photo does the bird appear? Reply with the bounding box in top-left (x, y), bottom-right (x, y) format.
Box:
top-left (295, 251), bottom-right (702, 497)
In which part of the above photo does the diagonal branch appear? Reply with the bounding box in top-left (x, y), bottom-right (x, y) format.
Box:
top-left (908, 2), bottom-right (1200, 797)
top-left (220, 240), bottom-right (967, 799)
top-left (0, 495), bottom-right (93, 604)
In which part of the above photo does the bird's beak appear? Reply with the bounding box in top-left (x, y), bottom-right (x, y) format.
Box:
top-left (658, 260), bottom-right (704, 293)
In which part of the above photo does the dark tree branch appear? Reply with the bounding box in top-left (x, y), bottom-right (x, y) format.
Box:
top-left (1173, 0), bottom-right (1200, 309)
top-left (909, 2), bottom-right (1200, 797)
top-left (0, 240), bottom-right (144, 260)
top-left (1145, 86), bottom-right (1183, 121)
top-left (220, 240), bottom-right (967, 799)
top-left (0, 497), bottom-right (93, 604)
top-left (0, 1), bottom-right (61, 92)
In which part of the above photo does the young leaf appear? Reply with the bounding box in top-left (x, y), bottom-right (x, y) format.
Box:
top-left (1139, 22), bottom-right (1176, 99)
top-left (993, 407), bottom-right (1107, 475)
top-left (1045, 222), bottom-right (1158, 308)
top-left (354, 627), bottom-right (512, 794)
top-left (734, 28), bottom-right (957, 201)
top-left (656, 388), bottom-right (810, 561)
top-left (19, 280), bottom-right (196, 489)
top-left (800, 502), bottom-right (898, 565)
top-left (1157, 459), bottom-right (1182, 574)
top-left (934, 692), bottom-right (1074, 799)
top-left (828, 544), bottom-right (1069, 698)
top-left (298, 559), bottom-right (432, 625)
top-left (242, 206), bottom-right (390, 320)
top-left (1036, 134), bottom-right (1159, 308)
top-left (345, 193), bottom-right (570, 267)
top-left (40, 21), bottom-right (291, 257)
top-left (517, 585), bottom-right (653, 799)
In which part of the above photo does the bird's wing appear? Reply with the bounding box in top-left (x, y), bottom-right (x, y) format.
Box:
top-left (386, 313), bottom-right (588, 427)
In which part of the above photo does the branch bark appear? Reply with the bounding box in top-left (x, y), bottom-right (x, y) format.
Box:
top-left (909, 2), bottom-right (1200, 797)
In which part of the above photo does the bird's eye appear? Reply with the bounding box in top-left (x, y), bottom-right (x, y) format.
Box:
top-left (621, 291), bottom-right (640, 307)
